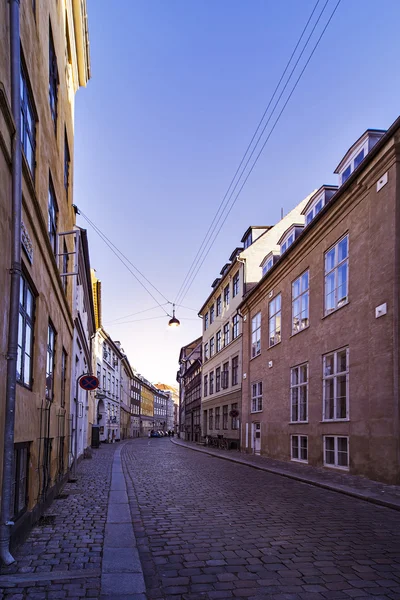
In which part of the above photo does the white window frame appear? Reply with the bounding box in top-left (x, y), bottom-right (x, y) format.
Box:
top-left (216, 330), bottom-right (221, 352)
top-left (305, 195), bottom-right (325, 225)
top-left (251, 381), bottom-right (262, 413)
top-left (291, 435), bottom-right (308, 463)
top-left (232, 314), bottom-right (239, 340)
top-left (290, 363), bottom-right (308, 423)
top-left (269, 294), bottom-right (281, 347)
top-left (292, 270), bottom-right (309, 334)
top-left (324, 234), bottom-right (349, 315)
top-left (223, 322), bottom-right (230, 347)
top-left (324, 436), bottom-right (349, 470)
top-left (251, 312), bottom-right (261, 358)
top-left (323, 348), bottom-right (349, 421)
top-left (232, 272), bottom-right (239, 297)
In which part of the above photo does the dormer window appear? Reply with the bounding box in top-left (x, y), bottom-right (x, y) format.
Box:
top-left (303, 186), bottom-right (338, 226)
top-left (335, 129), bottom-right (385, 186)
top-left (243, 233), bottom-right (252, 249)
top-left (261, 252), bottom-right (279, 276)
top-left (278, 225), bottom-right (304, 255)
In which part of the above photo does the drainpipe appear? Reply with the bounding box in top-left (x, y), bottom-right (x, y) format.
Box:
top-left (0, 0), bottom-right (22, 566)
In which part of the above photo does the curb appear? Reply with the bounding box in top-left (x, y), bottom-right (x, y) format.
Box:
top-left (170, 438), bottom-right (400, 513)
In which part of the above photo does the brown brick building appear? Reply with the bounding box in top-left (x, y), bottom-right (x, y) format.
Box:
top-left (240, 118), bottom-right (400, 484)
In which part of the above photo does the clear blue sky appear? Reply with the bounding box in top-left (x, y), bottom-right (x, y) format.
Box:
top-left (74, 0), bottom-right (400, 385)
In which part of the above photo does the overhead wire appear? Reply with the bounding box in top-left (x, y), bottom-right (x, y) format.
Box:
top-left (177, 0), bottom-right (341, 305)
top-left (104, 303), bottom-right (170, 325)
top-left (175, 0), bottom-right (341, 305)
top-left (173, 0), bottom-right (322, 307)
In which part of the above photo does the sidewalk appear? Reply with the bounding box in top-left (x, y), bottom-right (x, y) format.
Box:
top-left (0, 441), bottom-right (146, 600)
top-left (171, 437), bottom-right (400, 511)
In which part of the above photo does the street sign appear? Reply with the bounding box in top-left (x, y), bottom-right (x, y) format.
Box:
top-left (79, 375), bottom-right (99, 391)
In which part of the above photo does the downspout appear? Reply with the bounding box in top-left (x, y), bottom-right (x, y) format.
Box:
top-left (0, 0), bottom-right (22, 566)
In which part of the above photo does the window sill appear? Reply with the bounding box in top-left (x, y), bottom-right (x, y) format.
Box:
top-left (16, 380), bottom-right (33, 391)
top-left (289, 421), bottom-right (309, 425)
top-left (268, 340), bottom-right (281, 349)
top-left (291, 458), bottom-right (308, 464)
top-left (250, 352), bottom-right (261, 361)
top-left (250, 409), bottom-right (263, 414)
top-left (321, 419), bottom-right (349, 423)
top-left (322, 300), bottom-right (349, 320)
top-left (290, 326), bottom-right (309, 338)
top-left (324, 463), bottom-right (349, 471)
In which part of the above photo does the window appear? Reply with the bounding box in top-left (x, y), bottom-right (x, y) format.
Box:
top-left (292, 271), bottom-right (309, 333)
top-left (223, 405), bottom-right (228, 429)
top-left (305, 197), bottom-right (324, 225)
top-left (17, 274), bottom-right (34, 387)
top-left (11, 443), bottom-right (30, 519)
top-left (269, 294), bottom-right (281, 347)
top-left (102, 369), bottom-right (106, 390)
top-left (341, 165), bottom-right (351, 184)
top-left (291, 435), bottom-right (308, 463)
top-left (48, 179), bottom-right (58, 254)
top-left (231, 403), bottom-right (238, 430)
top-left (216, 367), bottom-right (221, 392)
top-left (323, 348), bottom-right (349, 420)
top-left (210, 337), bottom-right (215, 357)
top-left (290, 364), bottom-right (308, 422)
top-left (232, 356), bottom-right (239, 386)
top-left (224, 284), bottom-right (230, 307)
top-left (61, 349), bottom-right (67, 407)
top-left (222, 362), bottom-right (229, 389)
top-left (46, 322), bottom-right (56, 400)
top-left (216, 330), bottom-right (221, 352)
top-left (116, 379), bottom-right (119, 399)
top-left (204, 313), bottom-right (209, 330)
top-left (325, 235), bottom-right (348, 314)
top-left (223, 322), bottom-right (230, 347)
top-left (209, 408), bottom-right (213, 430)
top-left (251, 312), bottom-right (261, 357)
top-left (204, 343), bottom-right (209, 361)
top-left (216, 295), bottom-right (222, 316)
top-left (49, 24), bottom-right (59, 126)
top-left (324, 436), bottom-right (349, 469)
top-left (262, 257), bottom-right (274, 276)
top-left (64, 131), bottom-right (70, 191)
top-left (20, 65), bottom-right (36, 177)
top-left (215, 407), bottom-right (220, 429)
top-left (232, 314), bottom-right (239, 339)
top-left (354, 149), bottom-right (364, 169)
top-left (244, 233), bottom-right (252, 249)
top-left (210, 305), bottom-right (215, 324)
top-left (204, 374), bottom-right (208, 397)
top-left (251, 382), bottom-right (262, 413)
top-left (209, 372), bottom-right (214, 395)
top-left (233, 272), bottom-right (239, 297)
top-left (281, 233), bottom-right (294, 255)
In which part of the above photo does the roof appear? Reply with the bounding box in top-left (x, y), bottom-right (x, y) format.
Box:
top-left (240, 225), bottom-right (271, 243)
top-left (301, 185), bottom-right (338, 215)
top-left (334, 129), bottom-right (386, 173)
top-left (220, 263), bottom-right (231, 276)
top-left (211, 278), bottom-right (221, 289)
top-left (239, 116), bottom-right (400, 312)
top-left (277, 223), bottom-right (304, 245)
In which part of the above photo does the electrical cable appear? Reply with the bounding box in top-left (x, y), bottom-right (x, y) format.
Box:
top-left (104, 303), bottom-right (170, 325)
top-left (77, 209), bottom-right (172, 316)
top-left (177, 0), bottom-right (341, 305)
top-left (174, 0), bottom-right (323, 306)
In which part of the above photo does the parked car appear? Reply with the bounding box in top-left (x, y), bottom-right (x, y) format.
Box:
top-left (150, 430), bottom-right (161, 438)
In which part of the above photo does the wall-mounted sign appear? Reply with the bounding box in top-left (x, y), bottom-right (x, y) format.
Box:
top-left (21, 220), bottom-right (33, 263)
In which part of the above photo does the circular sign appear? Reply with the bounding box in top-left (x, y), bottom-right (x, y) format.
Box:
top-left (79, 375), bottom-right (99, 391)
top-left (229, 409), bottom-right (239, 418)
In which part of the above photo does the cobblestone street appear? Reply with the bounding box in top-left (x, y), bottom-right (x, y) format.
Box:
top-left (124, 438), bottom-right (400, 600)
top-left (1, 438), bottom-right (400, 600)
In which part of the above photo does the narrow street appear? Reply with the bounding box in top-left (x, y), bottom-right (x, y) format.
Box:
top-left (1, 438), bottom-right (400, 600)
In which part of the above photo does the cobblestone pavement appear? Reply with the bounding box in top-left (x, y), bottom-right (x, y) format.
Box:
top-left (172, 439), bottom-right (400, 510)
top-left (123, 438), bottom-right (400, 600)
top-left (0, 443), bottom-right (117, 599)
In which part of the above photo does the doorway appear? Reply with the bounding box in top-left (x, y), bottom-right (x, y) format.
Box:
top-left (252, 422), bottom-right (261, 455)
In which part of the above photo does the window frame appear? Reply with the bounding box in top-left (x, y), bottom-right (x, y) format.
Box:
top-left (209, 372), bottom-right (214, 395)
top-left (231, 403), bottom-right (239, 430)
top-left (232, 356), bottom-right (239, 386)
top-left (216, 295), bottom-right (222, 316)
top-left (324, 234), bottom-right (349, 315)
top-left (232, 272), bottom-right (239, 297)
top-left (222, 362), bottom-right (229, 389)
top-left (215, 367), bottom-right (221, 392)
top-left (290, 363), bottom-right (308, 423)
top-left (11, 442), bottom-right (30, 520)
top-left (232, 314), bottom-right (239, 340)
top-left (216, 330), bottom-right (222, 353)
top-left (48, 177), bottom-right (58, 255)
top-left (251, 381), bottom-right (263, 413)
top-left (223, 322), bottom-right (230, 347)
top-left (269, 294), bottom-right (281, 347)
top-left (20, 62), bottom-right (37, 178)
top-left (203, 374), bottom-right (208, 397)
top-left (210, 337), bottom-right (215, 357)
top-left (45, 321), bottom-right (56, 401)
top-left (292, 271), bottom-right (309, 334)
top-left (224, 284), bottom-right (230, 307)
top-left (204, 312), bottom-right (209, 330)
top-left (322, 347), bottom-right (349, 421)
top-left (251, 312), bottom-right (261, 358)
top-left (61, 348), bottom-right (67, 408)
top-left (324, 435), bottom-right (349, 470)
top-left (210, 304), bottom-right (215, 324)
top-left (17, 273), bottom-right (35, 388)
top-left (64, 130), bottom-right (70, 192)
top-left (291, 435), bottom-right (308, 463)
top-left (215, 407), bottom-right (220, 430)
top-left (204, 342), bottom-right (209, 361)
top-left (49, 23), bottom-right (59, 128)
top-left (222, 405), bottom-right (228, 430)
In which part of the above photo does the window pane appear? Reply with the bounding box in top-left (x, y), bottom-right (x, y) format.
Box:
top-left (300, 437), bottom-right (308, 460)
top-left (325, 437), bottom-right (335, 464)
top-left (301, 271), bottom-right (309, 291)
top-left (337, 263), bottom-right (348, 303)
top-left (300, 365), bottom-right (307, 383)
top-left (325, 248), bottom-right (335, 273)
top-left (338, 236), bottom-right (348, 262)
top-left (337, 350), bottom-right (347, 373)
top-left (324, 354), bottom-right (334, 376)
top-left (291, 368), bottom-right (299, 386)
top-left (292, 437), bottom-right (299, 459)
top-left (336, 375), bottom-right (347, 418)
top-left (324, 379), bottom-right (334, 419)
top-left (292, 278), bottom-right (300, 299)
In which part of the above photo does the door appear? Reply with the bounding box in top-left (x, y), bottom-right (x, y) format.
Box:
top-left (252, 422), bottom-right (261, 455)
